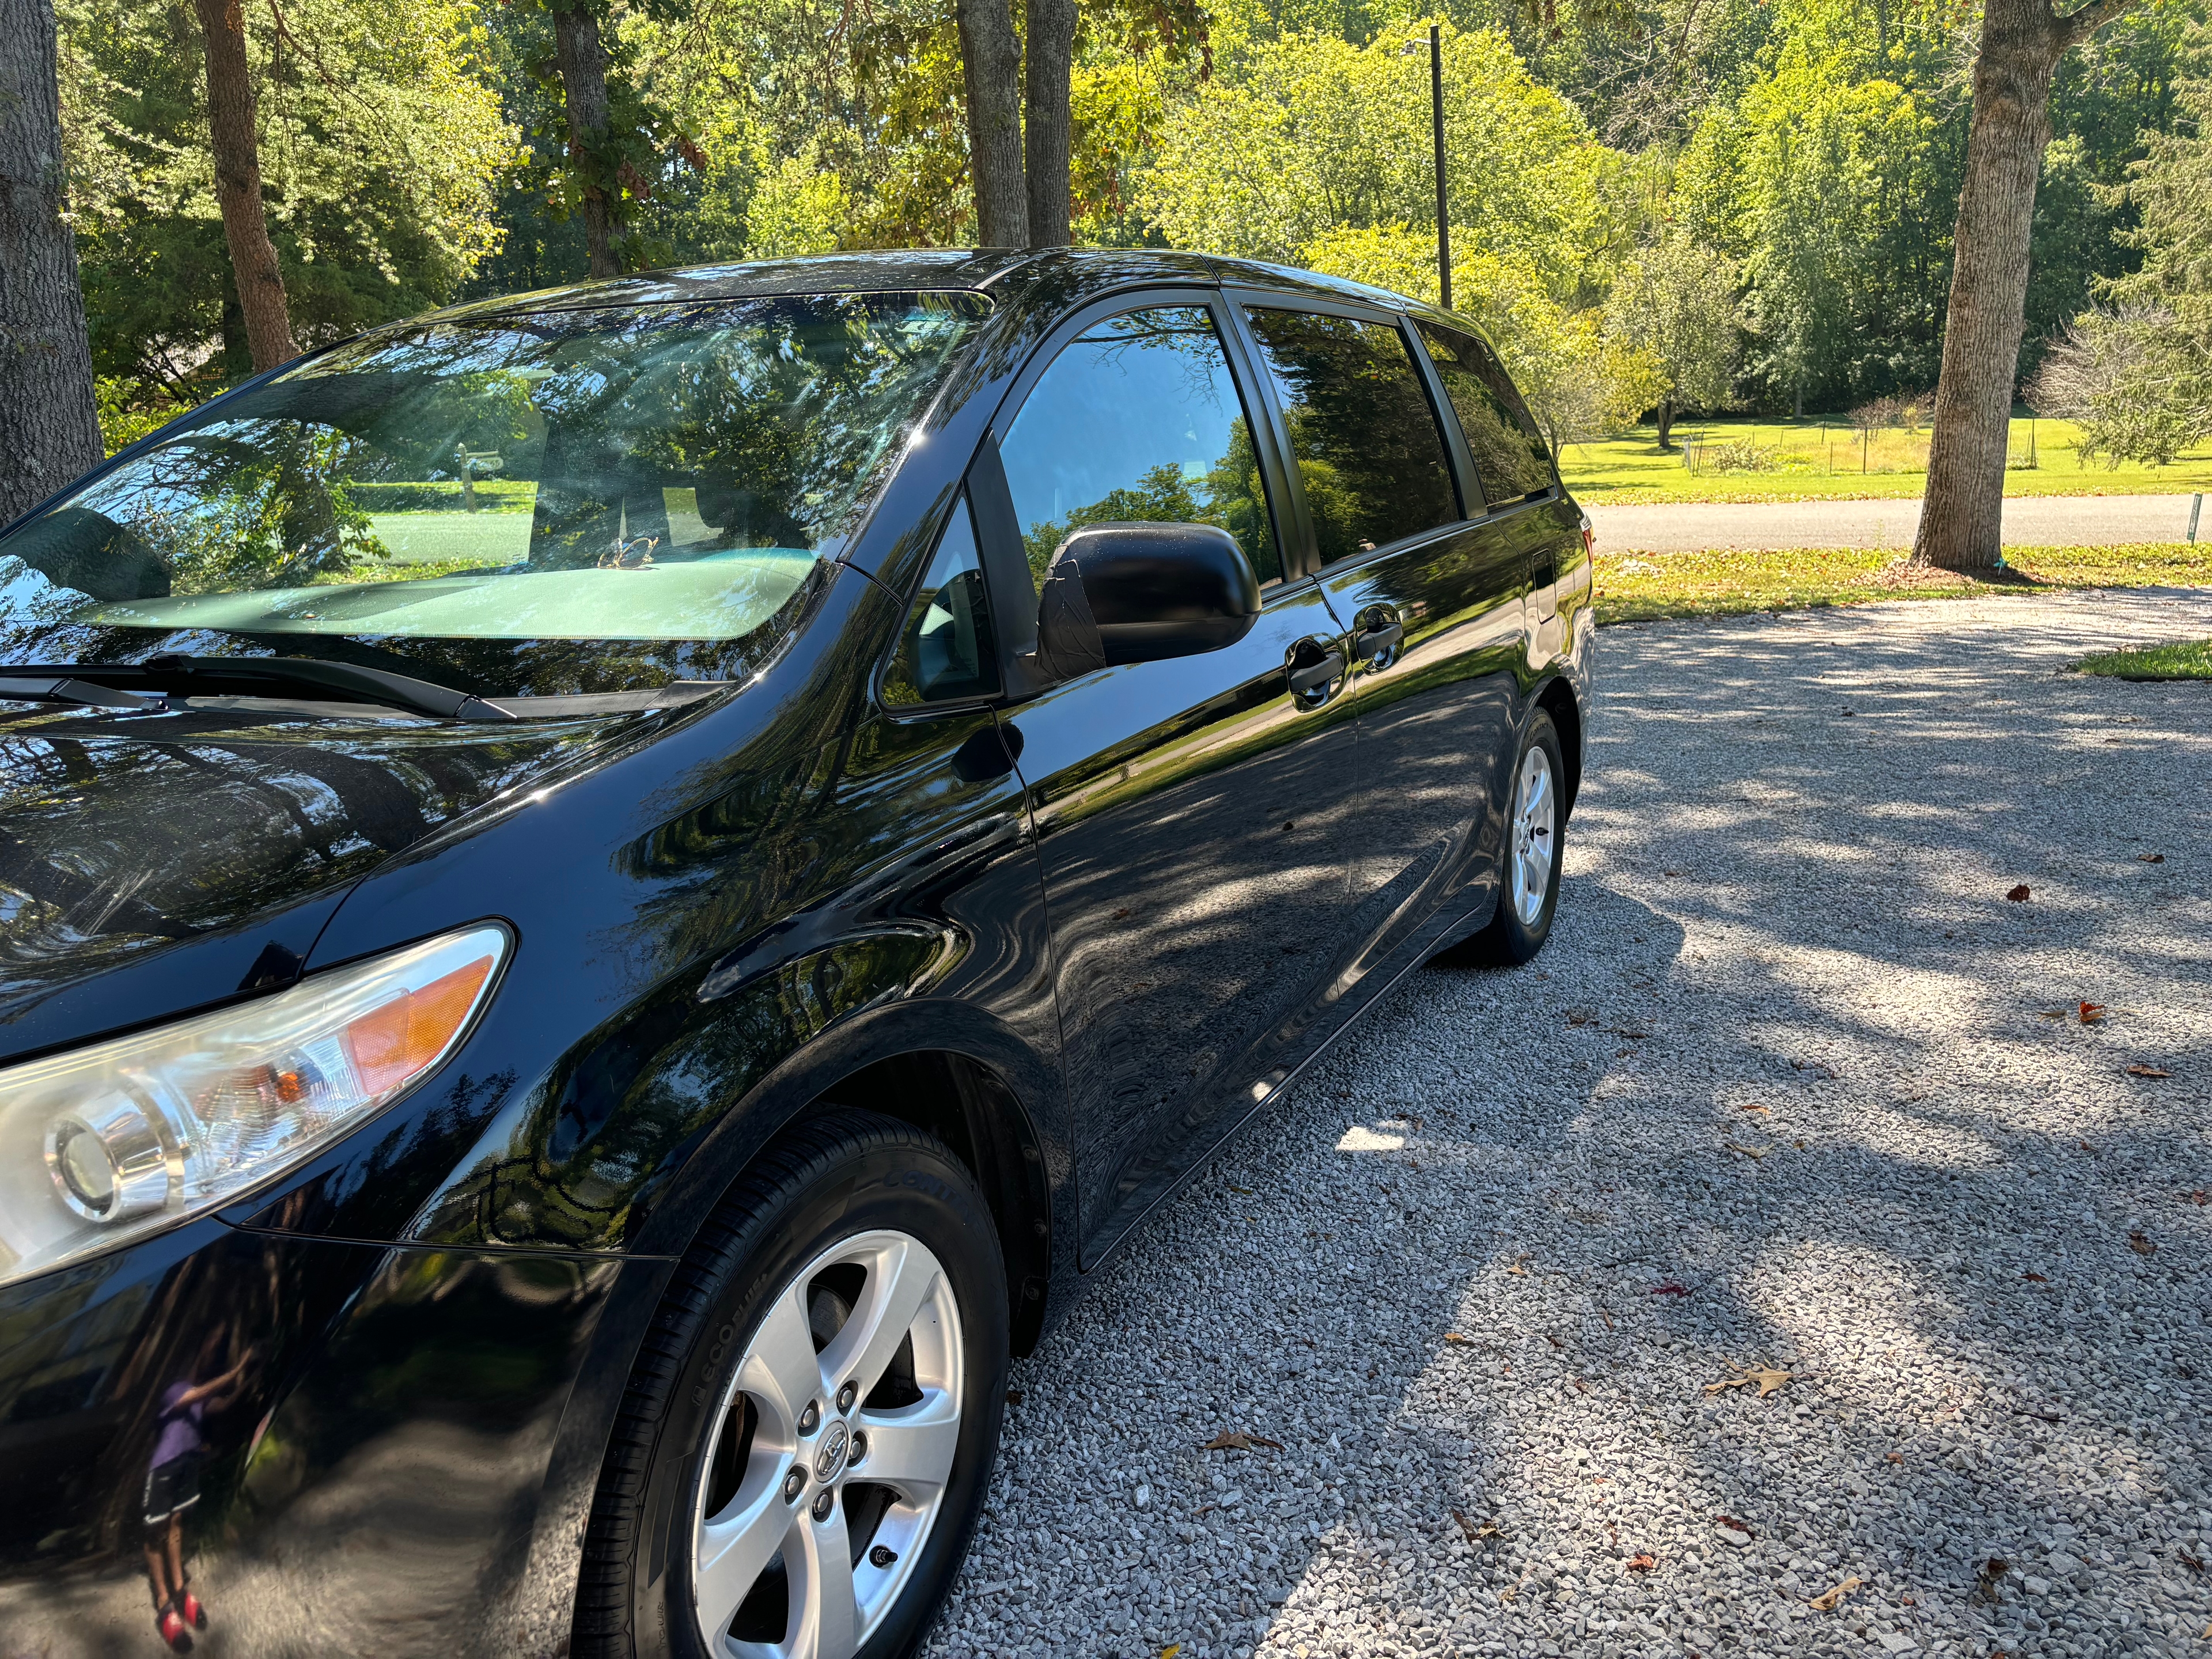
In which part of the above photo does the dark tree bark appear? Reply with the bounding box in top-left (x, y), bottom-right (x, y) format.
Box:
top-left (1915, 0), bottom-right (2137, 570)
top-left (192, 0), bottom-right (296, 373)
top-left (0, 0), bottom-right (106, 521)
top-left (955, 0), bottom-right (1026, 247)
top-left (551, 1), bottom-right (619, 278)
top-left (1656, 396), bottom-right (1676, 452)
top-left (1023, 0), bottom-right (1075, 248)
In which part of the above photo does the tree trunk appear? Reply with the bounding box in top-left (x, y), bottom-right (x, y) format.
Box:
top-left (0, 0), bottom-right (106, 521)
top-left (193, 0), bottom-right (295, 373)
top-left (1023, 0), bottom-right (1075, 248)
top-left (1656, 396), bottom-right (1676, 451)
top-left (955, 0), bottom-right (1026, 247)
top-left (552, 2), bottom-right (619, 278)
top-left (1915, 0), bottom-right (2134, 570)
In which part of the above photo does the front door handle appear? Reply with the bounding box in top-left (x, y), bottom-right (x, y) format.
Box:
top-left (1353, 622), bottom-right (1403, 662)
top-left (1286, 650), bottom-right (1346, 695)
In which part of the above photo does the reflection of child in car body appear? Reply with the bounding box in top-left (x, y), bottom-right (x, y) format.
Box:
top-left (143, 1334), bottom-right (247, 1653)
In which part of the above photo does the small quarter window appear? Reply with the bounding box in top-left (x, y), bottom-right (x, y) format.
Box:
top-left (1243, 308), bottom-right (1459, 563)
top-left (1416, 321), bottom-right (1555, 507)
top-left (883, 496), bottom-right (999, 706)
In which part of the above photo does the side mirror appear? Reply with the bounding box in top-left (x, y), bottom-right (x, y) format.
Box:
top-left (1026, 522), bottom-right (1260, 683)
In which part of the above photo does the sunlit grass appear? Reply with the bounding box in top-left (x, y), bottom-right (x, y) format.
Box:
top-left (1593, 541), bottom-right (2212, 624)
top-left (2071, 637), bottom-right (2212, 679)
top-left (1560, 416), bottom-right (2212, 504)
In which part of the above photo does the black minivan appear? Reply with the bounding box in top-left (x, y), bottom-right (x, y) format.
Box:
top-left (0, 249), bottom-right (1590, 1659)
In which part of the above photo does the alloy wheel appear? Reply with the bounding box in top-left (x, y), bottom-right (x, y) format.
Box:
top-left (690, 1229), bottom-right (964, 1659)
top-left (1509, 744), bottom-right (1556, 926)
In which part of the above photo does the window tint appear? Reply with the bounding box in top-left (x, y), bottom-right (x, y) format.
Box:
top-left (1242, 308), bottom-right (1459, 563)
top-left (1416, 321), bottom-right (1555, 507)
top-left (999, 306), bottom-right (1280, 585)
top-left (882, 496), bottom-right (998, 705)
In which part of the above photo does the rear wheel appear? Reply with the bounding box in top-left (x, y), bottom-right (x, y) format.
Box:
top-left (1438, 709), bottom-right (1564, 967)
top-left (572, 1111), bottom-right (1009, 1659)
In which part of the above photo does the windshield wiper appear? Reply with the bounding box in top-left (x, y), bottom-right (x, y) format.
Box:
top-left (0, 656), bottom-right (519, 722)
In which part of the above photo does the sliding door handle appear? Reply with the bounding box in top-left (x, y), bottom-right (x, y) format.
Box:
top-left (1353, 622), bottom-right (1403, 662)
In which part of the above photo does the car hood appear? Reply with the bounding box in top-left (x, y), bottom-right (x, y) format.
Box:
top-left (0, 702), bottom-right (643, 1063)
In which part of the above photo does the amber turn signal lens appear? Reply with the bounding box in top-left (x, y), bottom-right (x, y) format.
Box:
top-left (344, 956), bottom-right (498, 1096)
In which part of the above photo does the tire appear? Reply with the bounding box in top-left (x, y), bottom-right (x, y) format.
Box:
top-left (1439, 709), bottom-right (1565, 967)
top-left (571, 1109), bottom-right (1010, 1659)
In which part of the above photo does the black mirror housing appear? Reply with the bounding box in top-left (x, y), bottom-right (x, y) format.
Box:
top-left (1027, 522), bottom-right (1261, 682)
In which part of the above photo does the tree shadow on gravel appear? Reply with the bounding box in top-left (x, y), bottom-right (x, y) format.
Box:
top-left (926, 597), bottom-right (2211, 1659)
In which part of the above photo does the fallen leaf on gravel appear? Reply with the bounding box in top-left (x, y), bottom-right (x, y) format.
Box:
top-left (1505, 1254), bottom-right (1530, 1275)
top-left (1713, 1514), bottom-right (1758, 1539)
top-left (1794, 1139), bottom-right (1808, 1149)
top-left (1443, 1332), bottom-right (1476, 1346)
top-left (1705, 1363), bottom-right (1792, 1397)
top-left (2180, 1550), bottom-right (2205, 1575)
top-left (1649, 1281), bottom-right (1691, 1297)
top-left (2037, 1009), bottom-right (2068, 1019)
top-left (1200, 1430), bottom-right (1283, 1452)
top-left (1451, 1510), bottom-right (1478, 1543)
top-left (1809, 1575), bottom-right (1863, 1611)
top-left (2006, 885), bottom-right (2032, 902)
top-left (2188, 1192), bottom-right (2210, 1206)
top-left (2128, 1231), bottom-right (2156, 1255)
top-left (2127, 1064), bottom-right (2172, 1078)
top-left (1725, 1141), bottom-right (1774, 1160)
top-left (1887, 1452), bottom-right (1903, 1463)
top-left (1159, 1647), bottom-right (1180, 1659)
top-left (1546, 1334), bottom-right (1564, 1349)
top-left (2139, 853), bottom-right (2166, 863)
top-left (2080, 1002), bottom-right (2107, 1024)
top-left (2080, 1139), bottom-right (2096, 1152)
top-left (1228, 1185), bottom-right (1252, 1194)
top-left (2023, 1271), bottom-right (2050, 1282)
top-left (1740, 1103), bottom-right (1770, 1114)
top-left (1627, 1553), bottom-right (1658, 1571)
top-left (1006, 1388), bottom-right (1024, 1404)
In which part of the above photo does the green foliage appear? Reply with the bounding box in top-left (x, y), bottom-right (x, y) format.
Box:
top-left (58, 0), bottom-right (518, 397)
top-left (1141, 24), bottom-right (1618, 297)
top-left (1604, 229), bottom-right (1740, 417)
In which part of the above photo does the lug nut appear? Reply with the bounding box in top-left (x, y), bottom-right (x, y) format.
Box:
top-left (810, 1490), bottom-right (835, 1522)
top-left (835, 1380), bottom-right (859, 1412)
top-left (782, 1467), bottom-right (806, 1503)
top-left (848, 1431), bottom-right (868, 1465)
top-left (797, 1401), bottom-right (821, 1435)
top-left (868, 1545), bottom-right (898, 1569)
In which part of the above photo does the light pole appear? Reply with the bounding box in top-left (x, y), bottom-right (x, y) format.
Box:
top-left (1431, 24), bottom-right (1449, 310)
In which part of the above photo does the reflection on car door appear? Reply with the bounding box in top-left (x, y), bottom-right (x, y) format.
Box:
top-left (976, 298), bottom-right (1366, 1263)
top-left (1232, 300), bottom-right (1528, 972)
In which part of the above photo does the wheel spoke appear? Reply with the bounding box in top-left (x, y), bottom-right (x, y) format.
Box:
top-left (817, 1237), bottom-right (942, 1405)
top-left (737, 1283), bottom-right (827, 1435)
top-left (787, 1496), bottom-right (861, 1659)
top-left (695, 1485), bottom-right (797, 1641)
top-left (854, 1387), bottom-right (960, 1500)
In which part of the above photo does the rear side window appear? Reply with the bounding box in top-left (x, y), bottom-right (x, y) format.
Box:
top-left (998, 306), bottom-right (1281, 585)
top-left (1416, 321), bottom-right (1555, 507)
top-left (882, 495), bottom-right (999, 706)
top-left (1241, 308), bottom-right (1459, 563)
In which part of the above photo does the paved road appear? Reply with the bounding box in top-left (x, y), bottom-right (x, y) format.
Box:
top-left (1589, 493), bottom-right (2203, 552)
top-left (925, 590), bottom-right (2212, 1659)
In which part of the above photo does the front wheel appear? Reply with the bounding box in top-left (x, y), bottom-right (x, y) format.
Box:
top-left (1442, 709), bottom-right (1565, 967)
top-left (571, 1111), bottom-right (1010, 1659)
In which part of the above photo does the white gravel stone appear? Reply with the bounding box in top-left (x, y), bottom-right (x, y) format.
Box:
top-left (921, 590), bottom-right (2212, 1659)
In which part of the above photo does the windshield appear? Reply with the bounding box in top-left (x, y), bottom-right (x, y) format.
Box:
top-left (0, 290), bottom-right (989, 696)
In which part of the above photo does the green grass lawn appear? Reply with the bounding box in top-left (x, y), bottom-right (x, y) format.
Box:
top-left (1593, 540), bottom-right (2212, 624)
top-left (1560, 416), bottom-right (2212, 504)
top-left (2071, 637), bottom-right (2212, 679)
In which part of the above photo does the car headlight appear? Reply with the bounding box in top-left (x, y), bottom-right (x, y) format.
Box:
top-left (0, 925), bottom-right (508, 1289)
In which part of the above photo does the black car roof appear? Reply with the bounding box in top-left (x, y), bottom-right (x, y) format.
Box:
top-left (419, 247), bottom-right (1427, 327)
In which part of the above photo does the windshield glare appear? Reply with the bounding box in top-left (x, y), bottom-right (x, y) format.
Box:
top-left (0, 290), bottom-right (988, 679)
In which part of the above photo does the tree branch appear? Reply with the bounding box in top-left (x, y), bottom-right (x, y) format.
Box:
top-left (2055, 0), bottom-right (2138, 51)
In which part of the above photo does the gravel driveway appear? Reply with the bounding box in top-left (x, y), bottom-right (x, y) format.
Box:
top-left (1587, 494), bottom-right (2203, 553)
top-left (923, 588), bottom-right (2212, 1659)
